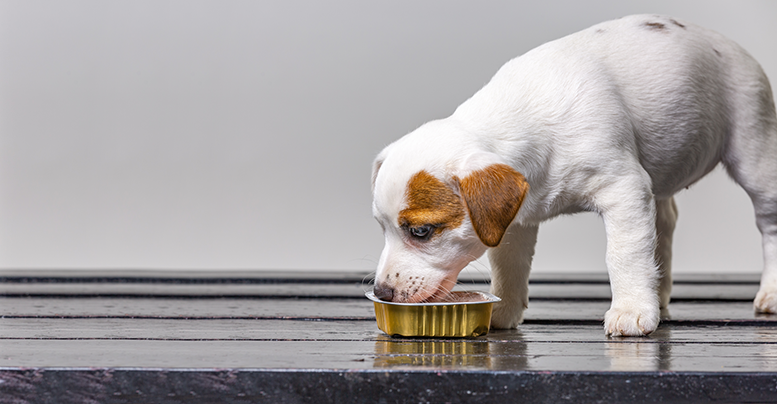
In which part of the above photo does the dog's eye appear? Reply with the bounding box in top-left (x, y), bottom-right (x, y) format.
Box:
top-left (409, 225), bottom-right (434, 240)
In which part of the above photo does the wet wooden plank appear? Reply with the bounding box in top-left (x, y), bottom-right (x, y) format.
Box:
top-left (3, 318), bottom-right (777, 344)
top-left (0, 297), bottom-right (375, 319)
top-left (0, 282), bottom-right (760, 300)
top-left (0, 269), bottom-right (378, 283)
top-left (0, 269), bottom-right (762, 284)
top-left (2, 297), bottom-right (773, 323)
top-left (0, 282), bottom-right (376, 298)
top-left (3, 332), bottom-right (777, 372)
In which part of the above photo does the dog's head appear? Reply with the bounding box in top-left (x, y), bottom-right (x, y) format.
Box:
top-left (371, 122), bottom-right (529, 303)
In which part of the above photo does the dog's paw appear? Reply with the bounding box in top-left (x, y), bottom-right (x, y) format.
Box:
top-left (489, 303), bottom-right (524, 329)
top-left (754, 288), bottom-right (777, 313)
top-left (604, 306), bottom-right (659, 337)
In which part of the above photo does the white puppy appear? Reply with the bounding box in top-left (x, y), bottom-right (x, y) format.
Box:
top-left (370, 15), bottom-right (777, 337)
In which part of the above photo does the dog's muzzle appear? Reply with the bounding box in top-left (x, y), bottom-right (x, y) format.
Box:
top-left (373, 283), bottom-right (395, 301)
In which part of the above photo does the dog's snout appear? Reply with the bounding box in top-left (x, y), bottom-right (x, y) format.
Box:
top-left (374, 283), bottom-right (395, 301)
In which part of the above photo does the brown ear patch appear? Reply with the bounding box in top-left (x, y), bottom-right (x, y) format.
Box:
top-left (399, 171), bottom-right (464, 231)
top-left (458, 164), bottom-right (529, 247)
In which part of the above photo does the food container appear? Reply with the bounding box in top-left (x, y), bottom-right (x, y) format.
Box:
top-left (366, 290), bottom-right (501, 338)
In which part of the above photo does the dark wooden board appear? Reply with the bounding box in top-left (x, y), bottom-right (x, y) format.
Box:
top-left (3, 368), bottom-right (776, 404)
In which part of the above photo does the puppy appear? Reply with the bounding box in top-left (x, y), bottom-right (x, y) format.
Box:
top-left (370, 15), bottom-right (777, 337)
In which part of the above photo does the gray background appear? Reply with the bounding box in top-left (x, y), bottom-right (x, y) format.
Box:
top-left (1, 1), bottom-right (775, 276)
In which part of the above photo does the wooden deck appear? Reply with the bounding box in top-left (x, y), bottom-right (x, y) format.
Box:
top-left (2, 270), bottom-right (777, 403)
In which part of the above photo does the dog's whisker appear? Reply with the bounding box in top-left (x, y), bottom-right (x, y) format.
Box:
top-left (361, 271), bottom-right (378, 293)
top-left (417, 285), bottom-right (435, 303)
top-left (349, 255), bottom-right (378, 264)
top-left (437, 283), bottom-right (455, 299)
top-left (462, 256), bottom-right (492, 286)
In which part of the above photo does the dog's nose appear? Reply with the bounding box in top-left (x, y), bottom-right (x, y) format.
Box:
top-left (374, 283), bottom-right (395, 301)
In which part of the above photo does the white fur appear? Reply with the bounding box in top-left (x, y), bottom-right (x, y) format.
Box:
top-left (371, 15), bottom-right (777, 336)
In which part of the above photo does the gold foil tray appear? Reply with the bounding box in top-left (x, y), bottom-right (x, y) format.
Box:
top-left (366, 290), bottom-right (500, 338)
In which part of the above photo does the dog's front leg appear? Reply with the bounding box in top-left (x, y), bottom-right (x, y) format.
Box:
top-left (488, 223), bottom-right (539, 329)
top-left (600, 187), bottom-right (661, 337)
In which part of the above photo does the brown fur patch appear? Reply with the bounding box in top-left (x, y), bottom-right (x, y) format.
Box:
top-left (399, 171), bottom-right (464, 232)
top-left (458, 164), bottom-right (529, 247)
top-left (643, 21), bottom-right (666, 31)
top-left (670, 19), bottom-right (686, 29)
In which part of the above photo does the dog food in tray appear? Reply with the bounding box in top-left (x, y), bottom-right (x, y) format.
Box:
top-left (366, 290), bottom-right (501, 338)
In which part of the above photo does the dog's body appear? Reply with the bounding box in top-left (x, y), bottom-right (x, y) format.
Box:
top-left (371, 15), bottom-right (777, 336)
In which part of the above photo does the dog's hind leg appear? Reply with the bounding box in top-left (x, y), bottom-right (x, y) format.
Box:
top-left (488, 223), bottom-right (539, 329)
top-left (737, 146), bottom-right (777, 313)
top-left (721, 71), bottom-right (777, 313)
top-left (754, 204), bottom-right (777, 314)
top-left (655, 197), bottom-right (678, 309)
top-left (735, 134), bottom-right (777, 313)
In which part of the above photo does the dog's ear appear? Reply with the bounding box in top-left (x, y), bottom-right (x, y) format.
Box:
top-left (371, 159), bottom-right (383, 192)
top-left (371, 152), bottom-right (386, 193)
top-left (458, 164), bottom-right (529, 247)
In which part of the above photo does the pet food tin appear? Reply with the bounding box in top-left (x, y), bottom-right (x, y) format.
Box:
top-left (366, 290), bottom-right (501, 338)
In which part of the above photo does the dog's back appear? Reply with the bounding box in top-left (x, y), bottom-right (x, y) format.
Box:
top-left (454, 14), bottom-right (776, 199)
